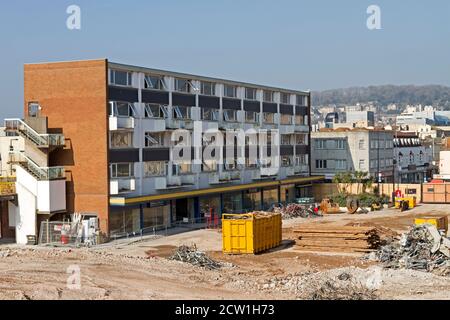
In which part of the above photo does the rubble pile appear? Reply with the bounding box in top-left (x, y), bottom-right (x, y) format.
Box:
top-left (273, 204), bottom-right (321, 220)
top-left (169, 244), bottom-right (222, 270)
top-left (301, 275), bottom-right (378, 300)
top-left (376, 225), bottom-right (450, 276)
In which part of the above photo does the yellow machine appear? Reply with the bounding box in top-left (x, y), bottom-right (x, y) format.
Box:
top-left (394, 196), bottom-right (416, 211)
top-left (222, 213), bottom-right (282, 254)
top-left (415, 216), bottom-right (448, 233)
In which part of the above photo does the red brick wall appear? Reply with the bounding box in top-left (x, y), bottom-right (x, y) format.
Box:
top-left (24, 60), bottom-right (110, 235)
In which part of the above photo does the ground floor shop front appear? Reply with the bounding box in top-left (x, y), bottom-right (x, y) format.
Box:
top-left (109, 182), bottom-right (314, 236)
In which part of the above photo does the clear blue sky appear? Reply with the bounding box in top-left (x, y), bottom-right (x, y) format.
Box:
top-left (0, 0), bottom-right (449, 119)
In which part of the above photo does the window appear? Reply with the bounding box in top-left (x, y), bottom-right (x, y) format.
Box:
top-left (280, 93), bottom-right (290, 104)
top-left (223, 109), bottom-right (237, 122)
top-left (224, 159), bottom-right (238, 171)
top-left (281, 135), bottom-right (291, 145)
top-left (201, 81), bottom-right (216, 96)
top-left (281, 156), bottom-right (291, 167)
top-left (145, 132), bottom-right (165, 147)
top-left (264, 91), bottom-right (274, 102)
top-left (173, 106), bottom-right (191, 119)
top-left (336, 159), bottom-right (347, 169)
top-left (245, 88), bottom-right (257, 100)
top-left (202, 108), bottom-right (219, 121)
top-left (245, 111), bottom-right (258, 123)
top-left (263, 112), bottom-right (274, 124)
top-left (336, 139), bottom-right (345, 149)
top-left (359, 139), bottom-right (365, 149)
top-left (110, 101), bottom-right (136, 117)
top-left (315, 139), bottom-right (325, 149)
top-left (359, 159), bottom-right (366, 170)
top-left (144, 75), bottom-right (165, 90)
top-left (296, 154), bottom-right (308, 166)
top-left (315, 160), bottom-right (327, 169)
top-left (202, 159), bottom-right (217, 172)
top-left (28, 103), bottom-right (40, 117)
top-left (280, 114), bottom-right (292, 125)
top-left (144, 161), bottom-right (166, 177)
top-left (110, 70), bottom-right (132, 86)
top-left (144, 104), bottom-right (169, 118)
top-left (174, 78), bottom-right (190, 92)
top-left (224, 85), bottom-right (237, 98)
top-left (296, 95), bottom-right (307, 106)
top-left (111, 132), bottom-right (133, 148)
top-left (296, 134), bottom-right (308, 145)
top-left (245, 157), bottom-right (258, 168)
top-left (295, 115), bottom-right (305, 125)
top-left (173, 163), bottom-right (192, 175)
top-left (110, 163), bottom-right (134, 178)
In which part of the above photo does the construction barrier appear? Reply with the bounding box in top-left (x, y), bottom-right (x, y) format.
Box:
top-left (222, 213), bottom-right (282, 254)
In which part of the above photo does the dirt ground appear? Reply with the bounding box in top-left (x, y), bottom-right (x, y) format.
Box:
top-left (1, 204), bottom-right (450, 300)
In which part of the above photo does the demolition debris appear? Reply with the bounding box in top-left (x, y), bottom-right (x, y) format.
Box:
top-left (273, 204), bottom-right (321, 220)
top-left (375, 225), bottom-right (450, 276)
top-left (169, 245), bottom-right (223, 270)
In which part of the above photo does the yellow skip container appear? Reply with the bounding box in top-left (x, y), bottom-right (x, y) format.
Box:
top-left (222, 212), bottom-right (282, 254)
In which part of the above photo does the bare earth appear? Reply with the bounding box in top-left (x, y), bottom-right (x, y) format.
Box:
top-left (1, 204), bottom-right (450, 300)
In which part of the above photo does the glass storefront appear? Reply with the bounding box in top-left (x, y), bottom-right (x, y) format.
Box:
top-left (109, 207), bottom-right (141, 235)
top-left (143, 203), bottom-right (170, 229)
top-left (296, 185), bottom-right (313, 198)
top-left (280, 184), bottom-right (296, 204)
top-left (222, 192), bottom-right (243, 214)
top-left (199, 196), bottom-right (221, 218)
top-left (263, 188), bottom-right (279, 210)
top-left (243, 189), bottom-right (261, 212)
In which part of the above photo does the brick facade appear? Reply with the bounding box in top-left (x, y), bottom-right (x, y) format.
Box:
top-left (24, 60), bottom-right (110, 236)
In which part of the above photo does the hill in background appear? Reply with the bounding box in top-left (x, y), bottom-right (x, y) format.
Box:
top-left (312, 85), bottom-right (450, 109)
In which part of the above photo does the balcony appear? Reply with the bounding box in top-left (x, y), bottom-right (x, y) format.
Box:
top-left (209, 172), bottom-right (231, 185)
top-left (166, 118), bottom-right (194, 130)
top-left (261, 167), bottom-right (279, 177)
top-left (229, 171), bottom-right (241, 180)
top-left (110, 178), bottom-right (136, 195)
top-left (294, 124), bottom-right (309, 132)
top-left (155, 174), bottom-right (195, 190)
top-left (142, 118), bottom-right (166, 132)
top-left (109, 116), bottom-right (135, 131)
top-left (294, 164), bottom-right (310, 175)
top-left (219, 121), bottom-right (242, 130)
top-left (279, 124), bottom-right (295, 134)
top-left (285, 166), bottom-right (296, 176)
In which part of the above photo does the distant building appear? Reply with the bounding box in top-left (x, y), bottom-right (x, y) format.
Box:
top-left (393, 132), bottom-right (433, 183)
top-left (311, 128), bottom-right (394, 182)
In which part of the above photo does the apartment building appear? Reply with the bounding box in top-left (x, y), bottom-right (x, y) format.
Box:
top-left (311, 128), bottom-right (394, 182)
top-left (393, 132), bottom-right (433, 183)
top-left (5, 59), bottom-right (319, 243)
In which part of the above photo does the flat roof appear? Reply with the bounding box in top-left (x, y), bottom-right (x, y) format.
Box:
top-left (109, 61), bottom-right (310, 95)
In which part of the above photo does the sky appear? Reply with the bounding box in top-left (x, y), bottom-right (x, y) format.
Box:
top-left (0, 0), bottom-right (449, 119)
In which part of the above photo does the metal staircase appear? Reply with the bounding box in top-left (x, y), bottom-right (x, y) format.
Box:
top-left (9, 152), bottom-right (65, 181)
top-left (4, 119), bottom-right (65, 148)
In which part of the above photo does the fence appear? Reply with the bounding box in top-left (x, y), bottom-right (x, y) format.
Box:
top-left (109, 216), bottom-right (222, 242)
top-left (312, 183), bottom-right (422, 203)
top-left (39, 220), bottom-right (98, 247)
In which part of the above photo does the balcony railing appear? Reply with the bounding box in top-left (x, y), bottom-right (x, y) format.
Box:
top-left (109, 116), bottom-right (135, 130)
top-left (5, 119), bottom-right (65, 148)
top-left (9, 153), bottom-right (65, 180)
top-left (110, 178), bottom-right (136, 195)
top-left (294, 164), bottom-right (310, 174)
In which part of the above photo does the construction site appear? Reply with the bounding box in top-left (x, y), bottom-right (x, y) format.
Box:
top-left (1, 200), bottom-right (449, 300)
